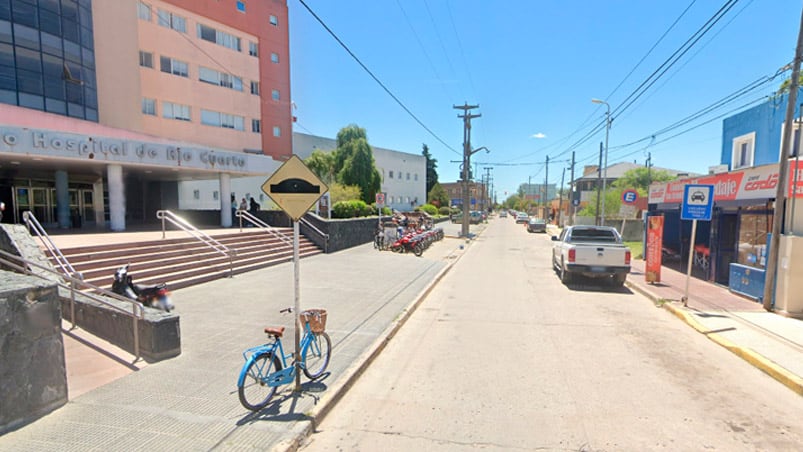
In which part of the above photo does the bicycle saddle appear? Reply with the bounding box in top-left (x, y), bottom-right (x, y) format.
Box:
top-left (264, 326), bottom-right (285, 337)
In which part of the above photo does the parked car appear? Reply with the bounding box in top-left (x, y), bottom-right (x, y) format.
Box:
top-left (499, 211), bottom-right (508, 218)
top-left (527, 218), bottom-right (547, 233)
top-left (451, 211), bottom-right (482, 224)
top-left (515, 212), bottom-right (529, 223)
top-left (551, 225), bottom-right (631, 287)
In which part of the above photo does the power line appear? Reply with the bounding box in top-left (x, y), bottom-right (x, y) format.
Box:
top-left (445, 0), bottom-right (478, 102)
top-left (297, 0), bottom-right (461, 155)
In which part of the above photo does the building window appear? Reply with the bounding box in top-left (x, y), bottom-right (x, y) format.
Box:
top-left (732, 132), bottom-right (755, 170)
top-left (251, 81), bottom-right (260, 95)
top-left (139, 51), bottom-right (153, 68)
top-left (271, 89), bottom-right (280, 101)
top-left (197, 23), bottom-right (241, 51)
top-left (237, 1), bottom-right (246, 13)
top-left (201, 109), bottom-right (245, 130)
top-left (213, 191), bottom-right (219, 201)
top-left (249, 41), bottom-right (258, 57)
top-left (163, 101), bottom-right (191, 121)
top-left (414, 174), bottom-right (418, 181)
top-left (781, 119), bottom-right (803, 158)
top-left (252, 119), bottom-right (261, 133)
top-left (160, 56), bottom-right (188, 77)
top-left (157, 9), bottom-right (187, 33)
top-left (273, 126), bottom-right (281, 137)
top-left (142, 97), bottom-right (156, 115)
top-left (199, 66), bottom-right (243, 91)
top-left (406, 173), bottom-right (410, 180)
top-left (138, 1), bottom-right (151, 21)
top-left (270, 52), bottom-right (279, 64)
top-left (193, 189), bottom-right (200, 200)
top-left (270, 15), bottom-right (278, 26)
top-left (389, 171), bottom-right (394, 179)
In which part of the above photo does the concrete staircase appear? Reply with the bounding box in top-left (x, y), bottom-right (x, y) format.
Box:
top-left (48, 228), bottom-right (323, 291)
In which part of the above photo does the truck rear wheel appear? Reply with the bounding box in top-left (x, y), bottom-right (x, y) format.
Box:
top-left (560, 259), bottom-right (572, 284)
top-left (612, 273), bottom-right (627, 287)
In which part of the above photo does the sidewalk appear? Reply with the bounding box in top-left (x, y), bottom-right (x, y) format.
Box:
top-left (0, 221), bottom-right (486, 451)
top-left (626, 259), bottom-right (803, 396)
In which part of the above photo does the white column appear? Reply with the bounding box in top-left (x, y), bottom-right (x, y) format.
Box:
top-left (220, 173), bottom-right (232, 227)
top-left (107, 164), bottom-right (125, 231)
top-left (93, 178), bottom-right (105, 227)
top-left (54, 170), bottom-right (70, 229)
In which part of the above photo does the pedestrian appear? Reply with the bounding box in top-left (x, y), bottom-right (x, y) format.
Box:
top-left (239, 197), bottom-right (247, 212)
top-left (0, 200), bottom-right (5, 222)
top-left (249, 197), bottom-right (259, 215)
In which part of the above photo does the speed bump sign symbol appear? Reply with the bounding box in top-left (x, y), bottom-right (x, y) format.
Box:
top-left (262, 155), bottom-right (328, 221)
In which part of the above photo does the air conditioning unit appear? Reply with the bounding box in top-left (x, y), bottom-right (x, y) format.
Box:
top-left (708, 164), bottom-right (728, 174)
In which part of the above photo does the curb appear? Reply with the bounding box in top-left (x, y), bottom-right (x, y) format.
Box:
top-left (274, 240), bottom-right (473, 452)
top-left (625, 279), bottom-right (803, 397)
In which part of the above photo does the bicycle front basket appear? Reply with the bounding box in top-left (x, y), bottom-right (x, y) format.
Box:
top-left (300, 309), bottom-right (327, 333)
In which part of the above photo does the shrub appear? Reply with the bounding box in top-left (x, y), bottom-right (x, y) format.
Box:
top-left (419, 204), bottom-right (438, 216)
top-left (332, 200), bottom-right (367, 218)
top-left (438, 206), bottom-right (451, 216)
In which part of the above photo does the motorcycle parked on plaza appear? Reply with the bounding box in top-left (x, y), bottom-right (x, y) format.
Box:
top-left (111, 264), bottom-right (174, 312)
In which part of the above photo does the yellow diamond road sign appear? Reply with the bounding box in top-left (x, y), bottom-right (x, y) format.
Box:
top-left (262, 155), bottom-right (328, 221)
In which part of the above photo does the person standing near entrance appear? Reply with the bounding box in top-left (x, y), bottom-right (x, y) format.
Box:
top-left (0, 200), bottom-right (5, 222)
top-left (239, 197), bottom-right (247, 212)
top-left (249, 197), bottom-right (259, 216)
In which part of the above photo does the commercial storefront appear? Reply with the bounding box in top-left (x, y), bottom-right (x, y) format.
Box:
top-left (648, 161), bottom-right (803, 299)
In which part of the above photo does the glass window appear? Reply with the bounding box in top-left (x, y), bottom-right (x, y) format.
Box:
top-left (273, 126), bottom-right (280, 137)
top-left (15, 46), bottom-right (41, 72)
top-left (39, 10), bottom-right (60, 35)
top-left (64, 41), bottom-right (81, 63)
top-left (163, 101), bottom-right (190, 121)
top-left (157, 9), bottom-right (186, 32)
top-left (406, 173), bottom-right (410, 180)
top-left (41, 53), bottom-right (61, 77)
top-left (160, 56), bottom-right (188, 77)
top-left (732, 132), bottom-right (755, 170)
top-left (19, 92), bottom-right (44, 110)
top-left (236, 1), bottom-right (245, 13)
top-left (17, 68), bottom-right (43, 95)
top-left (45, 97), bottom-right (65, 114)
top-left (40, 0), bottom-right (61, 13)
top-left (61, 0), bottom-right (78, 20)
top-left (0, 20), bottom-right (10, 43)
top-left (13, 23), bottom-right (40, 50)
top-left (251, 81), bottom-right (260, 95)
top-left (271, 88), bottom-right (280, 101)
top-left (251, 119), bottom-right (260, 133)
top-left (12, 0), bottom-right (37, 28)
top-left (67, 101), bottom-right (83, 118)
top-left (201, 109), bottom-right (219, 126)
top-left (41, 32), bottom-right (61, 56)
top-left (248, 41), bottom-right (258, 56)
top-left (414, 174), bottom-right (418, 181)
top-left (138, 1), bottom-right (151, 21)
top-left (389, 171), bottom-right (394, 179)
top-left (270, 52), bottom-right (279, 63)
top-left (62, 19), bottom-right (79, 43)
top-left (197, 23), bottom-right (240, 51)
top-left (737, 207), bottom-right (772, 269)
top-left (43, 76), bottom-right (64, 99)
top-left (269, 15), bottom-right (278, 26)
top-left (142, 97), bottom-right (155, 115)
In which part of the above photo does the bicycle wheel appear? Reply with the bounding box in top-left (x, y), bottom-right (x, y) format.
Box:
top-left (238, 351), bottom-right (282, 411)
top-left (302, 332), bottom-right (331, 380)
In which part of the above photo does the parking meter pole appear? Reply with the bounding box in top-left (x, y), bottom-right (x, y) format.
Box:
top-left (293, 220), bottom-right (301, 391)
top-left (683, 219), bottom-right (697, 307)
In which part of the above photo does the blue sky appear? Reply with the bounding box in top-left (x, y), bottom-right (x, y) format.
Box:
top-left (288, 0), bottom-right (801, 201)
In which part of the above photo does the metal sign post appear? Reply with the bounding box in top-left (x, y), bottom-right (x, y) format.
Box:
top-left (262, 155), bottom-right (328, 393)
top-left (680, 184), bottom-right (714, 306)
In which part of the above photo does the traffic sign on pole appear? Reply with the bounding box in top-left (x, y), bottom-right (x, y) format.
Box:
top-left (262, 155), bottom-right (328, 221)
top-left (681, 184), bottom-right (714, 221)
top-left (621, 189), bottom-right (638, 205)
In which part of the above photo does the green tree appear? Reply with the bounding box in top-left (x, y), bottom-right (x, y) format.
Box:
top-left (304, 149), bottom-right (337, 185)
top-left (334, 124), bottom-right (366, 176)
top-left (779, 75), bottom-right (803, 94)
top-left (422, 144), bottom-right (439, 193)
top-left (611, 167), bottom-right (675, 192)
top-left (328, 182), bottom-right (361, 204)
top-left (338, 137), bottom-right (381, 204)
top-left (427, 182), bottom-right (449, 207)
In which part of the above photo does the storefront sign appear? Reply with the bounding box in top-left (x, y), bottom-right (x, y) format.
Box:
top-left (645, 215), bottom-right (664, 283)
top-left (0, 127), bottom-right (251, 171)
top-left (649, 162), bottom-right (803, 204)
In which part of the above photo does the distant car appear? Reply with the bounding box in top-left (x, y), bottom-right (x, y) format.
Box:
top-left (499, 211), bottom-right (508, 218)
top-left (515, 212), bottom-right (529, 224)
top-left (691, 191), bottom-right (706, 202)
top-left (527, 218), bottom-right (547, 233)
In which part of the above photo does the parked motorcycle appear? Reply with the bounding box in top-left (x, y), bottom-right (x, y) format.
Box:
top-left (112, 264), bottom-right (174, 312)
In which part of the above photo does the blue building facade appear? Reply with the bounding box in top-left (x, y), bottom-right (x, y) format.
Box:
top-left (721, 89), bottom-right (803, 170)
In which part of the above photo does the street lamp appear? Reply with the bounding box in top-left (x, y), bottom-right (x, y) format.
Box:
top-left (591, 98), bottom-right (611, 226)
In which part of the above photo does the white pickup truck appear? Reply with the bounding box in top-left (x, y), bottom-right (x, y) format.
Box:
top-left (551, 225), bottom-right (631, 286)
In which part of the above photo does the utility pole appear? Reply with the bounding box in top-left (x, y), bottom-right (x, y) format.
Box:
top-left (558, 166), bottom-right (566, 226)
top-left (595, 142), bottom-right (603, 226)
top-left (569, 151), bottom-right (576, 226)
top-left (646, 152), bottom-right (653, 186)
top-left (544, 155), bottom-right (549, 220)
top-left (483, 167), bottom-right (492, 213)
top-left (763, 7), bottom-right (803, 311)
top-left (454, 103), bottom-right (481, 238)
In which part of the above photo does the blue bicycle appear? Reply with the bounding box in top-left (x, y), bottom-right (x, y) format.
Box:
top-left (237, 308), bottom-right (332, 411)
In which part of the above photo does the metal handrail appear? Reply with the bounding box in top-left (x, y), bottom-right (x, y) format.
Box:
top-left (300, 214), bottom-right (329, 240)
top-left (0, 248), bottom-right (143, 362)
top-left (235, 210), bottom-right (294, 248)
top-left (23, 211), bottom-right (78, 278)
top-left (156, 210), bottom-right (235, 277)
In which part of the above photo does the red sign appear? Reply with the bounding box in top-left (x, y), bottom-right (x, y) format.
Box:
top-left (376, 193), bottom-right (385, 205)
top-left (648, 162), bottom-right (803, 204)
top-left (645, 215), bottom-right (664, 283)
